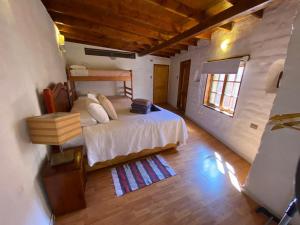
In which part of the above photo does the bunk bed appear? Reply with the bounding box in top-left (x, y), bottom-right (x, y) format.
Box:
top-left (43, 68), bottom-right (188, 172)
top-left (66, 67), bottom-right (133, 103)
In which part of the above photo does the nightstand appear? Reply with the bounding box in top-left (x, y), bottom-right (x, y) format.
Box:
top-left (42, 146), bottom-right (86, 216)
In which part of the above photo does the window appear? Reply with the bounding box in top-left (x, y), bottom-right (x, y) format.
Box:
top-left (203, 64), bottom-right (245, 116)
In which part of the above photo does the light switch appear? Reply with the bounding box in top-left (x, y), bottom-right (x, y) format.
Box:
top-left (250, 123), bottom-right (258, 129)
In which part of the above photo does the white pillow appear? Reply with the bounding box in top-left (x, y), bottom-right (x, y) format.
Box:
top-left (97, 94), bottom-right (118, 120)
top-left (71, 98), bottom-right (97, 127)
top-left (87, 103), bottom-right (110, 123)
top-left (87, 93), bottom-right (99, 104)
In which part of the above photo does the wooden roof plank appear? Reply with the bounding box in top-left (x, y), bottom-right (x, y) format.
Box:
top-left (65, 37), bottom-right (140, 52)
top-left (77, 0), bottom-right (180, 35)
top-left (227, 0), bottom-right (265, 18)
top-left (145, 0), bottom-right (207, 21)
top-left (44, 0), bottom-right (173, 41)
top-left (51, 12), bottom-right (157, 46)
top-left (62, 30), bottom-right (145, 52)
top-left (139, 0), bottom-right (272, 56)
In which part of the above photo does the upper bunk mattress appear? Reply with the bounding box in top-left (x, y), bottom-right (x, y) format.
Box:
top-left (84, 96), bottom-right (188, 166)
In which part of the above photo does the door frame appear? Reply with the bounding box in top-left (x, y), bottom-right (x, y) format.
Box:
top-left (153, 64), bottom-right (170, 104)
top-left (177, 59), bottom-right (191, 112)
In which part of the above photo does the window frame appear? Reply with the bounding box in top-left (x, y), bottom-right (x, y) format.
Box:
top-left (203, 65), bottom-right (245, 117)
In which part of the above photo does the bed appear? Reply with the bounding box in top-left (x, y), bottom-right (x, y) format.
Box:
top-left (43, 69), bottom-right (188, 171)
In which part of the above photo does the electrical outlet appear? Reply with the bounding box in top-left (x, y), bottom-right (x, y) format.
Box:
top-left (250, 123), bottom-right (258, 130)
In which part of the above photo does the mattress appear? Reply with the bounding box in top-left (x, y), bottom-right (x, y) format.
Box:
top-left (83, 96), bottom-right (188, 166)
top-left (62, 133), bottom-right (84, 149)
top-left (61, 96), bottom-right (133, 149)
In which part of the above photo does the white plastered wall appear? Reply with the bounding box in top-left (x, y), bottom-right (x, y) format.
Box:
top-left (64, 42), bottom-right (170, 100)
top-left (168, 0), bottom-right (299, 163)
top-left (0, 0), bottom-right (66, 224)
top-left (244, 7), bottom-right (300, 224)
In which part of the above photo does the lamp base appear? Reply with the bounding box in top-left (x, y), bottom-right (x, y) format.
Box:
top-left (50, 150), bottom-right (74, 166)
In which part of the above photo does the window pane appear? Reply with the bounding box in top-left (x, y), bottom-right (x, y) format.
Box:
top-left (219, 74), bottom-right (225, 81)
top-left (209, 93), bottom-right (216, 104)
top-left (217, 81), bottom-right (224, 93)
top-left (211, 81), bottom-right (218, 92)
top-left (228, 74), bottom-right (236, 81)
top-left (215, 94), bottom-right (221, 106)
top-left (223, 96), bottom-right (231, 109)
top-left (213, 74), bottom-right (219, 80)
top-left (236, 66), bottom-right (245, 82)
top-left (230, 97), bottom-right (237, 111)
top-left (225, 82), bottom-right (234, 96)
top-left (233, 83), bottom-right (240, 97)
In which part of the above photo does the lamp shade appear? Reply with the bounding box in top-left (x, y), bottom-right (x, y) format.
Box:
top-left (27, 113), bottom-right (81, 145)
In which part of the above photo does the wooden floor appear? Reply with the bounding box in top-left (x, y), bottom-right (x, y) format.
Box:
top-left (56, 108), bottom-right (272, 225)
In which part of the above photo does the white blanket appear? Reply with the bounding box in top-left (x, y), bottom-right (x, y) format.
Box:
top-left (83, 97), bottom-right (188, 166)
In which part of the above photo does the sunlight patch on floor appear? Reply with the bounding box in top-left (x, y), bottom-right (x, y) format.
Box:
top-left (214, 152), bottom-right (241, 192)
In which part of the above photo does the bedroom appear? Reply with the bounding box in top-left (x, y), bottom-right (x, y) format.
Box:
top-left (1, 0), bottom-right (300, 225)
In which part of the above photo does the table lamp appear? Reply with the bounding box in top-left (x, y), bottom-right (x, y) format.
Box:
top-left (27, 112), bottom-right (81, 166)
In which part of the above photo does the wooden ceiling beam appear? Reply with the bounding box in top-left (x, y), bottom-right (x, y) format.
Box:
top-left (150, 52), bottom-right (171, 58)
top-left (194, 32), bottom-right (212, 40)
top-left (51, 12), bottom-right (157, 46)
top-left (59, 27), bottom-right (146, 52)
top-left (44, 0), bottom-right (179, 36)
top-left (180, 38), bottom-right (199, 46)
top-left (227, 0), bottom-right (265, 18)
top-left (139, 0), bottom-right (272, 56)
top-left (146, 0), bottom-right (234, 34)
top-left (219, 22), bottom-right (234, 31)
top-left (57, 24), bottom-right (149, 49)
top-left (145, 0), bottom-right (207, 21)
top-left (79, 0), bottom-right (181, 35)
top-left (170, 44), bottom-right (188, 51)
top-left (43, 0), bottom-right (173, 41)
top-left (65, 37), bottom-right (140, 53)
top-left (161, 48), bottom-right (181, 54)
top-left (158, 51), bottom-right (176, 57)
top-left (252, 9), bottom-right (264, 18)
top-left (65, 38), bottom-right (137, 53)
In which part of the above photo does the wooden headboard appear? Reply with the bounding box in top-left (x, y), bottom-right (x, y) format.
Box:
top-left (43, 82), bottom-right (72, 113)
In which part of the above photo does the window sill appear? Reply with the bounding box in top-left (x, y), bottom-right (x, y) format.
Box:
top-left (203, 104), bottom-right (234, 117)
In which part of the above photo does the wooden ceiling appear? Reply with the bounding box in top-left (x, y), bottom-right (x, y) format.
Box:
top-left (42, 0), bottom-right (272, 58)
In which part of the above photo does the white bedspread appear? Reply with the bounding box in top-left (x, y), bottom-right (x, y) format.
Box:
top-left (83, 97), bottom-right (188, 166)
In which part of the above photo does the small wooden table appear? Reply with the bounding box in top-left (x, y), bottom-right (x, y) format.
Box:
top-left (42, 146), bottom-right (86, 216)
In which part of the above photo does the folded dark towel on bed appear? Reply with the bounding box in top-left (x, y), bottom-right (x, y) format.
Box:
top-left (130, 107), bottom-right (151, 114)
top-left (131, 103), bottom-right (151, 111)
top-left (130, 98), bottom-right (161, 114)
top-left (132, 98), bottom-right (152, 107)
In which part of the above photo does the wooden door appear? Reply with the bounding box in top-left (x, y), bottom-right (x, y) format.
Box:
top-left (177, 60), bottom-right (191, 112)
top-left (153, 64), bottom-right (169, 104)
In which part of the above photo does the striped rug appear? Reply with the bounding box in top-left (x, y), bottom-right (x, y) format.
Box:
top-left (111, 155), bottom-right (176, 196)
